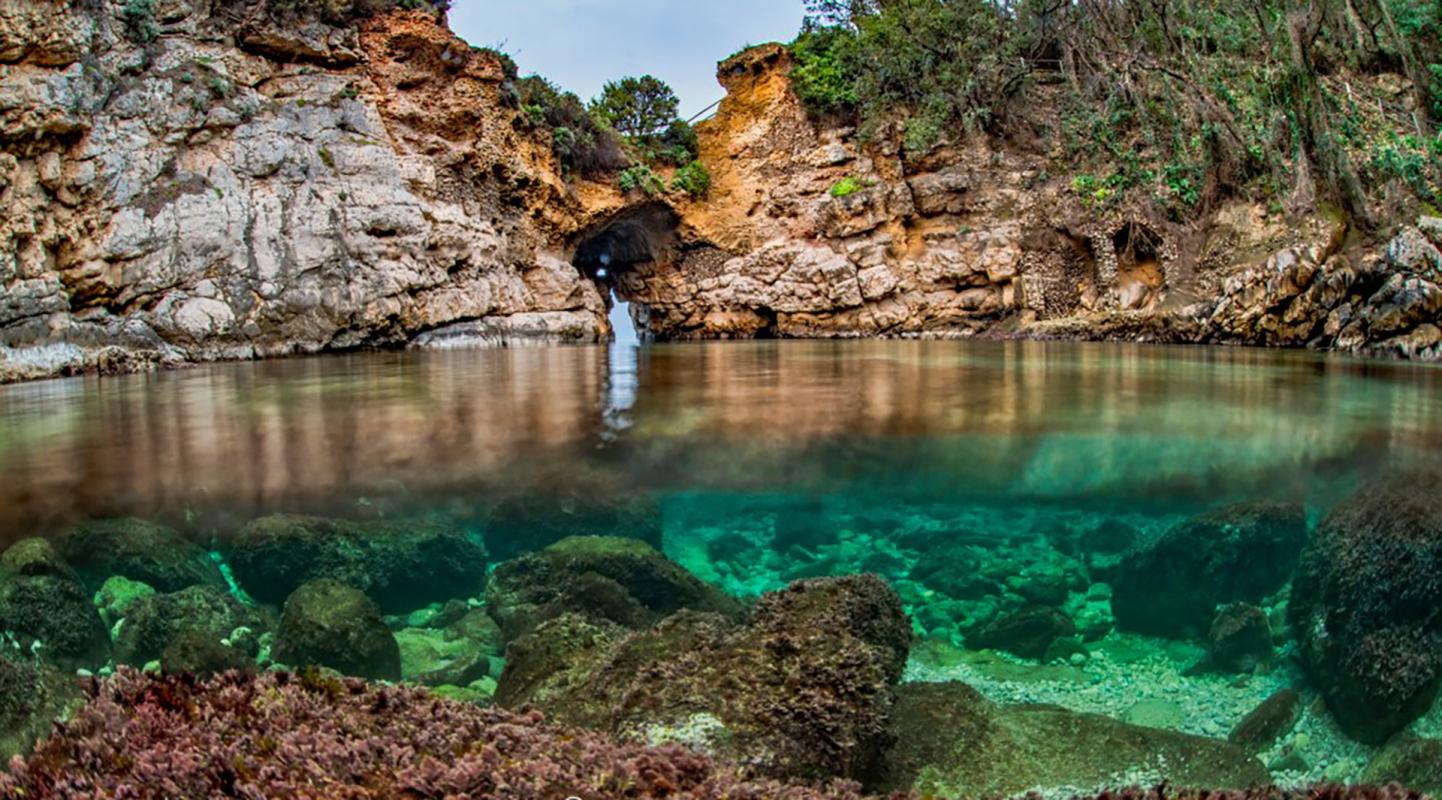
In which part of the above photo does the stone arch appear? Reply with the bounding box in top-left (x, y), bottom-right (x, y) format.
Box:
top-left (570, 202), bottom-right (683, 341)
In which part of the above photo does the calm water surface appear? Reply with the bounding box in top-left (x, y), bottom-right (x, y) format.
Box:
top-left (0, 340), bottom-right (1439, 541)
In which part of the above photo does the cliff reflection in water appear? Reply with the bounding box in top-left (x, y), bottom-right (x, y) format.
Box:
top-left (0, 340), bottom-right (1440, 540)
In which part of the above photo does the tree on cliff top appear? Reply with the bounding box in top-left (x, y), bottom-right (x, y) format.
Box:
top-left (590, 76), bottom-right (681, 140)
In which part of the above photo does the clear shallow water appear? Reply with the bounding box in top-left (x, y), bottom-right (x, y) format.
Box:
top-left (1, 340), bottom-right (1439, 539)
top-left (3, 340), bottom-right (1442, 788)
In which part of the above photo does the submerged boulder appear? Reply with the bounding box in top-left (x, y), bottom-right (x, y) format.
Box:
top-left (113, 584), bottom-right (268, 667)
top-left (54, 518), bottom-right (224, 594)
top-left (968, 606), bottom-right (1076, 660)
top-left (0, 538), bottom-right (74, 580)
top-left (496, 574), bottom-right (911, 783)
top-left (0, 655), bottom-right (83, 763)
top-left (879, 681), bottom-right (1269, 796)
top-left (1207, 602), bottom-right (1273, 673)
top-left (1112, 501), bottom-right (1307, 638)
top-left (483, 467), bottom-right (663, 561)
top-left (273, 580), bottom-right (400, 681)
top-left (485, 535), bottom-right (743, 641)
top-left (224, 515), bottom-right (486, 614)
top-left (0, 574), bottom-right (110, 670)
top-left (1362, 735), bottom-right (1442, 795)
top-left (1290, 474), bottom-right (1442, 743)
top-left (1228, 689), bottom-right (1302, 756)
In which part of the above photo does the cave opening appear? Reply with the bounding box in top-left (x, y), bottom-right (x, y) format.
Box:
top-left (572, 203), bottom-right (680, 344)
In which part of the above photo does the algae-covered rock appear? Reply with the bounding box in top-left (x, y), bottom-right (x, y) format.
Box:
top-left (1207, 602), bottom-right (1273, 673)
top-left (1362, 735), bottom-right (1442, 794)
top-left (160, 630), bottom-right (255, 675)
top-left (879, 681), bottom-right (1269, 796)
top-left (1228, 688), bottom-right (1301, 755)
top-left (0, 574), bottom-right (110, 670)
top-left (225, 515), bottom-right (486, 613)
top-left (0, 538), bottom-right (73, 579)
top-left (497, 574), bottom-right (911, 783)
top-left (55, 518), bottom-right (224, 593)
top-left (0, 655), bottom-right (83, 763)
top-left (93, 575), bottom-right (157, 625)
top-left (273, 580), bottom-right (400, 681)
top-left (1290, 473), bottom-right (1442, 743)
top-left (969, 605), bottom-right (1076, 660)
top-left (483, 468), bottom-right (663, 561)
top-left (395, 627), bottom-right (489, 686)
top-left (485, 535), bottom-right (743, 641)
top-left (1112, 501), bottom-right (1307, 638)
top-left (114, 585), bottom-right (267, 667)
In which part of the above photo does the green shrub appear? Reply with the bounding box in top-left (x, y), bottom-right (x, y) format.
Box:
top-left (123, 0), bottom-right (158, 43)
top-left (829, 176), bottom-right (869, 197)
top-left (789, 26), bottom-right (859, 117)
top-left (619, 165), bottom-right (665, 195)
top-left (671, 161), bottom-right (711, 199)
top-left (515, 75), bottom-right (630, 176)
top-left (655, 120), bottom-right (699, 166)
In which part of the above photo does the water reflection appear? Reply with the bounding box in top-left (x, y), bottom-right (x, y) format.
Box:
top-left (0, 341), bottom-right (1438, 541)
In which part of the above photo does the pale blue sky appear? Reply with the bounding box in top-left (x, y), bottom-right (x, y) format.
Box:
top-left (450, 1), bottom-right (805, 119)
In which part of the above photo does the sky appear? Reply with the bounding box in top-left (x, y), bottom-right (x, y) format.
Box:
top-left (450, 1), bottom-right (805, 119)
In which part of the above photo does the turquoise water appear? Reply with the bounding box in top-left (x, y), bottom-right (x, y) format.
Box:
top-left (1, 340), bottom-right (1441, 790)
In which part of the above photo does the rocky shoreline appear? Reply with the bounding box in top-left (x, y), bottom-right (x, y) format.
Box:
top-left (3, 4), bottom-right (1441, 385)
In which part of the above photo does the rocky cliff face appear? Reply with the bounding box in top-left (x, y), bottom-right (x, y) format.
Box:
top-left (622, 45), bottom-right (1442, 359)
top-left (0, 0), bottom-right (631, 382)
top-left (2, 8), bottom-right (1440, 383)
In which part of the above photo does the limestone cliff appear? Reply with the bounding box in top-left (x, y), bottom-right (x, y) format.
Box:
top-left (0, 0), bottom-right (630, 382)
top-left (2, 7), bottom-right (1440, 383)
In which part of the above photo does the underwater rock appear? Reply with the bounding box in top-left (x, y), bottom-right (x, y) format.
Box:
top-left (969, 605), bottom-right (1076, 660)
top-left (0, 669), bottom-right (879, 799)
top-left (113, 584), bottom-right (268, 666)
top-left (0, 655), bottom-right (83, 763)
top-left (55, 518), bottom-right (224, 593)
top-left (1228, 689), bottom-right (1301, 756)
top-left (485, 535), bottom-right (743, 642)
top-left (273, 580), bottom-right (400, 681)
top-left (497, 574), bottom-right (911, 783)
top-left (770, 502), bottom-right (837, 552)
top-left (395, 627), bottom-right (489, 686)
top-left (1362, 735), bottom-right (1442, 795)
top-left (1290, 474), bottom-right (1442, 743)
top-left (1207, 603), bottom-right (1274, 673)
top-left (160, 630), bottom-right (255, 675)
top-left (93, 575), bottom-right (157, 626)
top-left (879, 681), bottom-right (1269, 796)
top-left (1112, 501), bottom-right (1307, 638)
top-left (483, 467), bottom-right (663, 562)
top-left (908, 543), bottom-right (997, 600)
top-left (0, 574), bottom-right (111, 670)
top-left (225, 514), bottom-right (487, 614)
top-left (0, 538), bottom-right (74, 579)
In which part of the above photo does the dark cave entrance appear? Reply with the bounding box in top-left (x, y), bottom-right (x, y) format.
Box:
top-left (572, 203), bottom-right (680, 344)
top-left (1112, 222), bottom-right (1164, 310)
